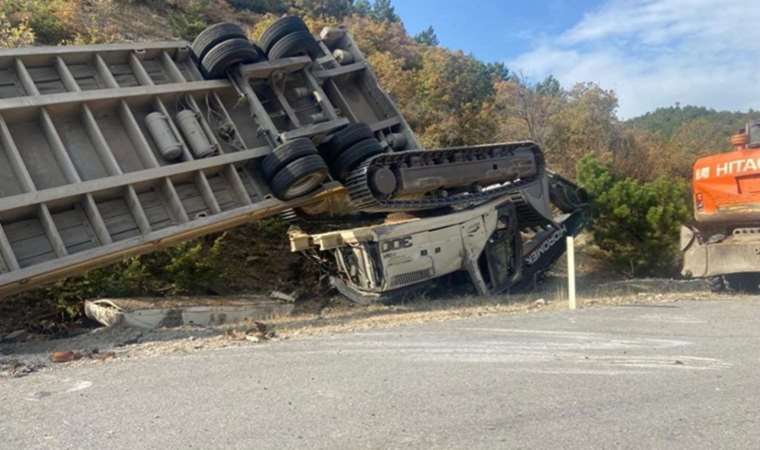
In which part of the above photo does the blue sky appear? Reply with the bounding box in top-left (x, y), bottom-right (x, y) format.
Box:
top-left (395, 0), bottom-right (760, 119)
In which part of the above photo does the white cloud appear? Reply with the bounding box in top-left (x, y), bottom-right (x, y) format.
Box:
top-left (509, 0), bottom-right (760, 118)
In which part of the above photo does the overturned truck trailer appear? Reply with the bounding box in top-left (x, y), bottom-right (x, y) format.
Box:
top-left (0, 17), bottom-right (586, 299)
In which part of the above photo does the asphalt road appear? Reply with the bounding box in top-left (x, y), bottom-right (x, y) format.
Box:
top-left (2, 298), bottom-right (760, 449)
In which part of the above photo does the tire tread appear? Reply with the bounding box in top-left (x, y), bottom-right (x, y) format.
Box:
top-left (270, 154), bottom-right (328, 200)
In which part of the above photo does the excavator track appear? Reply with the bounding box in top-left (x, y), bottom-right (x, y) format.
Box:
top-left (343, 142), bottom-right (545, 212)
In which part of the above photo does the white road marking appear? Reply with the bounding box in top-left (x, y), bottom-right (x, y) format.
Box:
top-left (25, 378), bottom-right (94, 401)
top-left (636, 314), bottom-right (707, 324)
top-left (65, 380), bottom-right (93, 393)
top-left (297, 329), bottom-right (730, 375)
top-left (458, 328), bottom-right (692, 349)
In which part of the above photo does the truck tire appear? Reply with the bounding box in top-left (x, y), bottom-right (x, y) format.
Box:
top-left (201, 38), bottom-right (265, 79)
top-left (270, 154), bottom-right (329, 200)
top-left (724, 273), bottom-right (760, 293)
top-left (332, 138), bottom-right (384, 180)
top-left (321, 123), bottom-right (375, 162)
top-left (261, 138), bottom-right (318, 182)
top-left (192, 23), bottom-right (248, 62)
top-left (267, 31), bottom-right (320, 60)
top-left (260, 16), bottom-right (310, 54)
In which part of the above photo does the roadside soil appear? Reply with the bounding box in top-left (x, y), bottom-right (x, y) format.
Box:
top-left (0, 275), bottom-right (721, 379)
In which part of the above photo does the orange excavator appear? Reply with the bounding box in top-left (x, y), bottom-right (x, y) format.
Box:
top-left (682, 121), bottom-right (760, 291)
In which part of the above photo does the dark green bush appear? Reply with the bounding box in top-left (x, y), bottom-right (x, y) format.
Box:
top-left (168, 0), bottom-right (211, 40)
top-left (228, 0), bottom-right (288, 13)
top-left (577, 154), bottom-right (691, 277)
top-left (20, 238), bottom-right (224, 321)
top-left (0, 0), bottom-right (72, 44)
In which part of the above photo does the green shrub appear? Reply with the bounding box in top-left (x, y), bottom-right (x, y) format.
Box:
top-left (577, 154), bottom-right (691, 277)
top-left (228, 0), bottom-right (287, 13)
top-left (0, 13), bottom-right (35, 47)
top-left (0, 0), bottom-right (72, 44)
top-left (168, 0), bottom-right (211, 40)
top-left (9, 218), bottom-right (302, 321)
top-left (163, 238), bottom-right (224, 294)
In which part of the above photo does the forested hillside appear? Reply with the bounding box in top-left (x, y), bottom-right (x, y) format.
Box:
top-left (1, 0), bottom-right (757, 323)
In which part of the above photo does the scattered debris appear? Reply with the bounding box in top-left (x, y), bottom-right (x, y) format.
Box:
top-left (90, 351), bottom-right (116, 361)
top-left (270, 291), bottom-right (297, 303)
top-left (225, 320), bottom-right (276, 342)
top-left (675, 360), bottom-right (685, 365)
top-left (84, 300), bottom-right (124, 327)
top-left (0, 359), bottom-right (43, 378)
top-left (50, 351), bottom-right (80, 363)
top-left (0, 283), bottom-right (727, 375)
top-left (50, 349), bottom-right (117, 364)
top-left (85, 296), bottom-right (294, 329)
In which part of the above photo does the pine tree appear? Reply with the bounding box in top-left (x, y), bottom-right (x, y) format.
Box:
top-left (353, 0), bottom-right (372, 16)
top-left (414, 26), bottom-right (439, 46)
top-left (371, 0), bottom-right (399, 22)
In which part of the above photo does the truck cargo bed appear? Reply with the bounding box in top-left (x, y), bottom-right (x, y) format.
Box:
top-left (0, 41), bottom-right (349, 297)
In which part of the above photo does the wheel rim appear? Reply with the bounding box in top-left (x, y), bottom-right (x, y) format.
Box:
top-left (282, 171), bottom-right (326, 199)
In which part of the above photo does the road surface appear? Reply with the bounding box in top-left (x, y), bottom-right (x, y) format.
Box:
top-left (2, 298), bottom-right (759, 449)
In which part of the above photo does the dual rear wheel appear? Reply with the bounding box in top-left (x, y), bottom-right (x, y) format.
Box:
top-left (191, 16), bottom-right (321, 79)
top-left (261, 139), bottom-right (329, 200)
top-left (262, 122), bottom-right (390, 201)
top-left (261, 16), bottom-right (320, 60)
top-left (320, 123), bottom-right (384, 180)
top-left (191, 21), bottom-right (384, 201)
top-left (192, 23), bottom-right (265, 79)
top-left (191, 20), bottom-right (328, 200)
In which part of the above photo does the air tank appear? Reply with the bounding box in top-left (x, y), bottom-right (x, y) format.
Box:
top-left (177, 110), bottom-right (217, 158)
top-left (145, 112), bottom-right (183, 161)
top-left (333, 49), bottom-right (354, 65)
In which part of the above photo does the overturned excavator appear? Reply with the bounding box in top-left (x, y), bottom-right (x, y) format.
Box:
top-left (0, 16), bottom-right (588, 301)
top-left (290, 171), bottom-right (587, 303)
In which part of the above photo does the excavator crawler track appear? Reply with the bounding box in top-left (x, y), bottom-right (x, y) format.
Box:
top-left (343, 142), bottom-right (545, 212)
